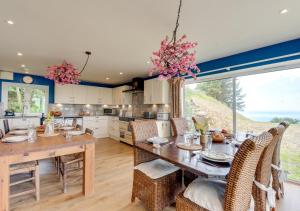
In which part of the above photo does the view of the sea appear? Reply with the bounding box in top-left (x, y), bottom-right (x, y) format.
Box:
top-left (239, 111), bottom-right (300, 122)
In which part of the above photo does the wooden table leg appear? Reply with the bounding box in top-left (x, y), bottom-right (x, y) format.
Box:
top-left (83, 143), bottom-right (95, 195)
top-left (0, 159), bottom-right (9, 211)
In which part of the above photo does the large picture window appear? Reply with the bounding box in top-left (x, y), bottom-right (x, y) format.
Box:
top-left (183, 67), bottom-right (300, 182)
top-left (2, 82), bottom-right (49, 115)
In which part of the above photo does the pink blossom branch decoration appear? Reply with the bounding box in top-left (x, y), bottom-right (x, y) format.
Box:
top-left (45, 61), bottom-right (80, 85)
top-left (149, 35), bottom-right (200, 80)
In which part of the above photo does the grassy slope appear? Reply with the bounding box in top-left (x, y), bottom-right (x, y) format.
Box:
top-left (186, 92), bottom-right (300, 181)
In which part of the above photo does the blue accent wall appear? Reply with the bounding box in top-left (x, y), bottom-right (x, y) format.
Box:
top-left (189, 38), bottom-right (300, 79)
top-left (0, 73), bottom-right (113, 103)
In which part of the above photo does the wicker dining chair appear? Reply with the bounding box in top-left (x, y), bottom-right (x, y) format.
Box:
top-left (252, 127), bottom-right (282, 211)
top-left (176, 131), bottom-right (274, 211)
top-left (272, 122), bottom-right (289, 199)
top-left (130, 120), bottom-right (182, 211)
top-left (170, 117), bottom-right (189, 136)
top-left (58, 128), bottom-right (93, 193)
top-left (0, 129), bottom-right (40, 201)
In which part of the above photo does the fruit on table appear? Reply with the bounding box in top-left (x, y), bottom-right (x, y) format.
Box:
top-left (212, 132), bottom-right (225, 141)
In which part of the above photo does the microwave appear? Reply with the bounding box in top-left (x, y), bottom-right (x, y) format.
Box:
top-left (103, 108), bottom-right (118, 115)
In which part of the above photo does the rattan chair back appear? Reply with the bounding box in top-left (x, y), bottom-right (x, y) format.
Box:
top-left (170, 118), bottom-right (189, 136)
top-left (252, 127), bottom-right (281, 210)
top-left (272, 122), bottom-right (289, 198)
top-left (224, 131), bottom-right (274, 211)
top-left (130, 120), bottom-right (159, 166)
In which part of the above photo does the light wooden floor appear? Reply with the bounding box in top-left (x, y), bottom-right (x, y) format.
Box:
top-left (10, 138), bottom-right (300, 211)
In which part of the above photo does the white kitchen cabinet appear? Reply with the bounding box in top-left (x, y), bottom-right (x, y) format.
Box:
top-left (56, 84), bottom-right (113, 105)
top-left (73, 85), bottom-right (87, 104)
top-left (144, 79), bottom-right (169, 104)
top-left (55, 84), bottom-right (74, 104)
top-left (156, 121), bottom-right (171, 138)
top-left (55, 84), bottom-right (87, 104)
top-left (83, 116), bottom-right (109, 138)
top-left (113, 85), bottom-right (132, 105)
top-left (86, 86), bottom-right (100, 104)
top-left (144, 79), bottom-right (152, 104)
top-left (101, 88), bottom-right (113, 105)
top-left (108, 116), bottom-right (119, 140)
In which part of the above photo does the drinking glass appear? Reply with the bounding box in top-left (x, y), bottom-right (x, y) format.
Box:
top-left (28, 124), bottom-right (37, 143)
top-left (66, 132), bottom-right (72, 142)
top-left (206, 135), bottom-right (212, 151)
top-left (184, 133), bottom-right (193, 146)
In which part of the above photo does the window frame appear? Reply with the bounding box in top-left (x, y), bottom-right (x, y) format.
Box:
top-left (2, 82), bottom-right (49, 116)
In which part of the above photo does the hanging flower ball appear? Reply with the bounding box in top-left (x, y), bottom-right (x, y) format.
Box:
top-left (45, 61), bottom-right (80, 85)
top-left (149, 35), bottom-right (200, 80)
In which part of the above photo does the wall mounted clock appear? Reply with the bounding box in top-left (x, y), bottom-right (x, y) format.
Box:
top-left (23, 76), bottom-right (33, 84)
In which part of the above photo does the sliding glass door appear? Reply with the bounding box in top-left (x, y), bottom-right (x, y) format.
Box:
top-left (183, 67), bottom-right (300, 182)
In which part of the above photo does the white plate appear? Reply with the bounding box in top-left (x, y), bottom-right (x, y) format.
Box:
top-left (61, 126), bottom-right (74, 130)
top-left (201, 151), bottom-right (233, 162)
top-left (147, 137), bottom-right (169, 144)
top-left (68, 131), bottom-right (84, 136)
top-left (2, 136), bottom-right (28, 143)
top-left (9, 130), bottom-right (28, 135)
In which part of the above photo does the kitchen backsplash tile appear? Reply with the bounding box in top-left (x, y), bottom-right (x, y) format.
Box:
top-left (48, 92), bottom-right (169, 117)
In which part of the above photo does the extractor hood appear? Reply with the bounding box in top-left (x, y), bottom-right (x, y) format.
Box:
top-left (123, 77), bottom-right (144, 93)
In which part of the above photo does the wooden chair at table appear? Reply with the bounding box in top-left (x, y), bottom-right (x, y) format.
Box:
top-left (252, 126), bottom-right (283, 211)
top-left (58, 128), bottom-right (93, 193)
top-left (176, 130), bottom-right (274, 211)
top-left (0, 129), bottom-right (40, 201)
top-left (130, 120), bottom-right (182, 211)
top-left (272, 122), bottom-right (289, 199)
top-left (170, 117), bottom-right (189, 136)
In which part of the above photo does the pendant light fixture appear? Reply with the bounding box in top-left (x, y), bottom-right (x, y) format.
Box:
top-left (149, 0), bottom-right (200, 79)
top-left (45, 51), bottom-right (92, 85)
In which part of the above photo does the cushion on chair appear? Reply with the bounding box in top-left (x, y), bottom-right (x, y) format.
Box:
top-left (134, 159), bottom-right (180, 179)
top-left (183, 177), bottom-right (226, 211)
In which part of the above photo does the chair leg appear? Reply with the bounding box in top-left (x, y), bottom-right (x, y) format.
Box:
top-left (62, 164), bottom-right (67, 193)
top-left (35, 164), bottom-right (40, 201)
top-left (131, 181), bottom-right (135, 203)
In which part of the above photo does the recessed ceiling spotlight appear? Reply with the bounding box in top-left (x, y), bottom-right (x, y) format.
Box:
top-left (106, 77), bottom-right (110, 80)
top-left (120, 72), bottom-right (123, 75)
top-left (280, 9), bottom-right (288, 14)
top-left (21, 64), bottom-right (26, 68)
top-left (17, 52), bottom-right (23, 56)
top-left (147, 61), bottom-right (150, 64)
top-left (6, 20), bottom-right (14, 25)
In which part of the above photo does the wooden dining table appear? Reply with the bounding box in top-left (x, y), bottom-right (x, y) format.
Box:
top-left (0, 132), bottom-right (95, 211)
top-left (135, 135), bottom-right (233, 180)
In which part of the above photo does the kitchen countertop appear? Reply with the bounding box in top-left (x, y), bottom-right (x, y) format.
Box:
top-left (0, 114), bottom-right (119, 119)
top-left (0, 115), bottom-right (41, 119)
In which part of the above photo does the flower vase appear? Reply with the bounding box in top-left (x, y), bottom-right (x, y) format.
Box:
top-left (44, 121), bottom-right (54, 135)
top-left (200, 135), bottom-right (207, 144)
